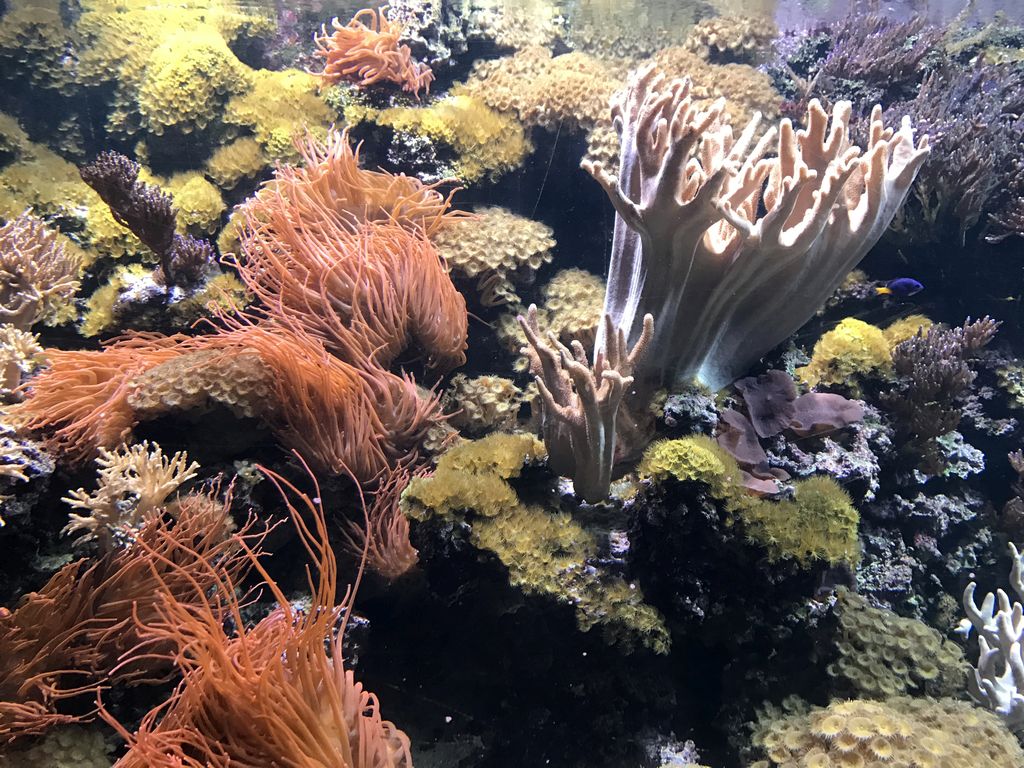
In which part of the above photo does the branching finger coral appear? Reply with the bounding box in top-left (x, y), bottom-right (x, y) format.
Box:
top-left (519, 306), bottom-right (653, 503)
top-left (63, 441), bottom-right (199, 547)
top-left (584, 63), bottom-right (929, 391)
top-left (314, 7), bottom-right (433, 97)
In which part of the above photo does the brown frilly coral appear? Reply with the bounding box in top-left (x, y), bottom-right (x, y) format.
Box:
top-left (314, 7), bottom-right (433, 97)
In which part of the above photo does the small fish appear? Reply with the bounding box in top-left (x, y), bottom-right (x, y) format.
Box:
top-left (876, 277), bottom-right (924, 297)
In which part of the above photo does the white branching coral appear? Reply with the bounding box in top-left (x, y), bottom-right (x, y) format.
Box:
top-left (958, 542), bottom-right (1024, 730)
top-left (63, 441), bottom-right (199, 546)
top-left (583, 64), bottom-right (930, 392)
top-left (0, 212), bottom-right (81, 331)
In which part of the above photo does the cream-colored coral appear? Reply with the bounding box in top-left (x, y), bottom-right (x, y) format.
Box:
top-left (0, 212), bottom-right (81, 330)
top-left (0, 723), bottom-right (114, 767)
top-left (751, 696), bottom-right (1024, 768)
top-left (564, 0), bottom-right (696, 59)
top-left (206, 136), bottom-right (267, 189)
top-left (63, 441), bottom-right (200, 544)
top-left (0, 323), bottom-right (46, 391)
top-left (433, 207), bottom-right (554, 305)
top-left (467, 1), bottom-right (564, 49)
top-left (127, 348), bottom-right (273, 421)
top-left (684, 14), bottom-right (778, 61)
top-left (462, 46), bottom-right (628, 133)
top-left (442, 374), bottom-right (523, 436)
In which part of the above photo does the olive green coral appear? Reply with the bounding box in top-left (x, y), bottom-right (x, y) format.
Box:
top-left (402, 433), bottom-right (669, 653)
top-left (751, 696), bottom-right (1024, 768)
top-left (830, 588), bottom-right (965, 699)
top-left (345, 93), bottom-right (531, 184)
top-left (739, 476), bottom-right (860, 567)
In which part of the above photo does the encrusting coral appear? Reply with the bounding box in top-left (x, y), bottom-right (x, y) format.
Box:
top-left (684, 14), bottom-right (778, 63)
top-left (314, 7), bottom-right (433, 97)
top-left (402, 433), bottom-right (670, 652)
top-left (432, 206), bottom-right (554, 306)
top-left (830, 588), bottom-right (965, 699)
top-left (585, 63), bottom-right (929, 392)
top-left (0, 724), bottom-right (113, 767)
top-left (751, 696), bottom-right (1024, 767)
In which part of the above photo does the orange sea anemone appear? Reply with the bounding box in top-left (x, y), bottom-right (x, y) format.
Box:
top-left (105, 464), bottom-right (412, 767)
top-left (341, 465), bottom-right (419, 581)
top-left (13, 323), bottom-right (442, 482)
top-left (244, 129), bottom-right (461, 239)
top-left (238, 217), bottom-right (468, 373)
top-left (314, 7), bottom-right (434, 97)
top-left (9, 333), bottom-right (186, 463)
top-left (0, 488), bottom-right (254, 744)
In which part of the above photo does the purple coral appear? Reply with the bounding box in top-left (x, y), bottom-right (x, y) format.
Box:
top-left (79, 151), bottom-right (212, 288)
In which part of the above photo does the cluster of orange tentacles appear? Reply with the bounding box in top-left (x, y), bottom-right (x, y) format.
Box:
top-left (314, 8), bottom-right (434, 97)
top-left (104, 466), bottom-right (412, 767)
top-left (13, 129), bottom-right (466, 485)
top-left (0, 487), bottom-right (257, 744)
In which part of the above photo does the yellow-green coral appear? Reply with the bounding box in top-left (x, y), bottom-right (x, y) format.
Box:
top-left (163, 171), bottom-right (225, 235)
top-left (638, 436), bottom-right (744, 503)
top-left (798, 315), bottom-right (936, 391)
top-left (796, 317), bottom-right (893, 390)
top-left (402, 433), bottom-right (670, 653)
top-left (0, 0), bottom-right (75, 94)
top-left (346, 93), bottom-right (531, 184)
top-left (205, 136), bottom-right (267, 189)
top-left (882, 313), bottom-right (932, 349)
top-left (136, 27), bottom-right (250, 135)
top-left (830, 588), bottom-right (965, 699)
top-left (739, 476), bottom-right (860, 566)
top-left (225, 69), bottom-right (333, 162)
top-left (402, 432), bottom-right (545, 520)
top-left (472, 504), bottom-right (670, 653)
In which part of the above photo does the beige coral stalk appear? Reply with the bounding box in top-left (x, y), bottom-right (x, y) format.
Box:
top-left (518, 305), bottom-right (653, 503)
top-left (0, 213), bottom-right (81, 332)
top-left (584, 63), bottom-right (930, 391)
top-left (63, 441), bottom-right (200, 546)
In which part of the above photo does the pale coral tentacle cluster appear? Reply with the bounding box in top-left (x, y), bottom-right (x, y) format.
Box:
top-left (519, 305), bottom-right (653, 503)
top-left (584, 63), bottom-right (930, 392)
top-left (958, 542), bottom-right (1024, 730)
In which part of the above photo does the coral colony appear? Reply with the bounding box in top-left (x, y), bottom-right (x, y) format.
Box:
top-left (4, 3), bottom-right (1024, 767)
